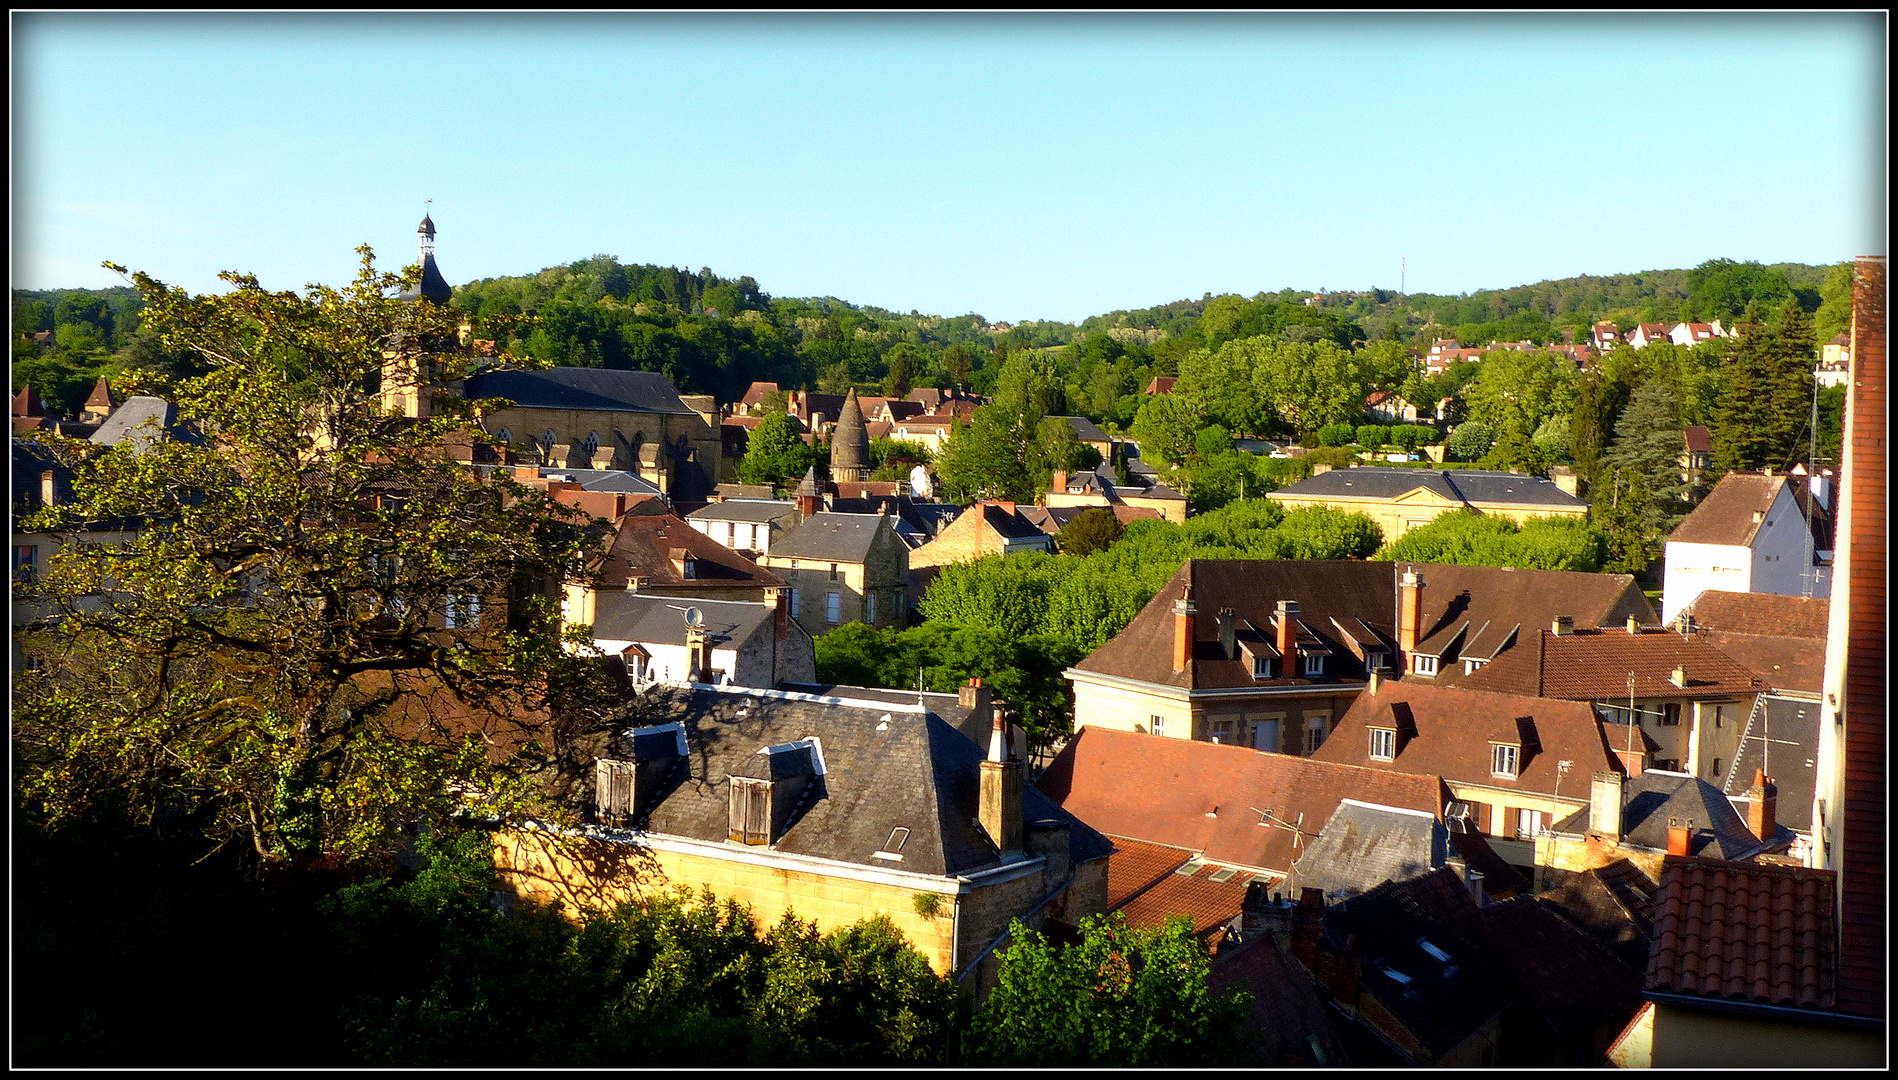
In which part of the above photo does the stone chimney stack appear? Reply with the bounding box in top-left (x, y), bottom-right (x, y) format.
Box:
top-left (1398, 569), bottom-right (1424, 661)
top-left (1291, 888), bottom-right (1326, 973)
top-left (40, 470), bottom-right (57, 508)
top-left (1216, 608), bottom-right (1237, 660)
top-left (1275, 600), bottom-right (1299, 667)
top-left (979, 704), bottom-right (1024, 857)
top-left (1747, 769), bottom-right (1778, 843)
top-left (1551, 615), bottom-right (1574, 637)
top-left (1590, 769), bottom-right (1626, 841)
top-left (1172, 576), bottom-right (1197, 673)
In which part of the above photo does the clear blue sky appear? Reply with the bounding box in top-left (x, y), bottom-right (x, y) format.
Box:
top-left (12, 13), bottom-right (1886, 324)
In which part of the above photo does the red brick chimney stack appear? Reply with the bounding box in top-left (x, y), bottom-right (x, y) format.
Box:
top-left (1748, 769), bottom-right (1778, 842)
top-left (1172, 575), bottom-right (1197, 673)
top-left (1276, 600), bottom-right (1299, 669)
top-left (1398, 569), bottom-right (1424, 661)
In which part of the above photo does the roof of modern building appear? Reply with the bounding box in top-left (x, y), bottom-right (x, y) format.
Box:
top-left (1645, 855), bottom-right (1837, 1011)
top-left (687, 499), bottom-right (802, 524)
top-left (1721, 696), bottom-right (1820, 834)
top-left (1667, 471), bottom-right (1830, 549)
top-left (1037, 726), bottom-right (1446, 876)
top-left (1316, 681), bottom-right (1620, 800)
top-left (1270, 467), bottom-right (1589, 510)
top-left (1072, 560), bottom-right (1653, 693)
top-left (589, 593), bottom-right (775, 652)
top-left (1451, 627), bottom-right (1764, 701)
top-left (576, 684), bottom-right (1112, 878)
top-left (464, 367), bottom-right (698, 416)
top-left (1679, 590), bottom-right (1829, 639)
top-left (763, 511), bottom-right (894, 564)
top-left (594, 511), bottom-right (784, 590)
top-left (88, 395), bottom-right (202, 451)
top-left (1550, 771), bottom-right (1779, 861)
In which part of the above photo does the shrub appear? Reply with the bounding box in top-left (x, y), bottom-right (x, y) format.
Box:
top-left (1315, 423), bottom-right (1355, 447)
top-left (1445, 421), bottom-right (1496, 462)
top-left (1355, 424), bottom-right (1386, 449)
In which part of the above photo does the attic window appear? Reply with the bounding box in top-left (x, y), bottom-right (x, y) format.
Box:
top-left (1174, 857), bottom-right (1207, 877)
top-left (1491, 743), bottom-right (1520, 779)
top-left (1302, 654), bottom-right (1326, 676)
top-left (1207, 867), bottom-right (1238, 884)
top-left (1252, 655), bottom-right (1274, 680)
top-left (1411, 654), bottom-right (1439, 677)
top-left (1381, 966), bottom-right (1414, 986)
top-left (873, 826), bottom-right (910, 862)
top-left (1369, 728), bottom-right (1396, 761)
top-left (1462, 658), bottom-right (1487, 675)
top-left (1417, 937), bottom-right (1453, 963)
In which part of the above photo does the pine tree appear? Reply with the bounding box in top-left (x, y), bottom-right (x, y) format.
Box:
top-left (1709, 320), bottom-right (1777, 472)
top-left (1765, 301), bottom-right (1818, 469)
top-left (1601, 382), bottom-right (1687, 537)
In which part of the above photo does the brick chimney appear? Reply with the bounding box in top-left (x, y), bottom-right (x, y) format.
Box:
top-left (1216, 608), bottom-right (1237, 659)
top-left (1172, 577), bottom-right (1197, 673)
top-left (1398, 569), bottom-right (1424, 660)
top-left (1051, 469), bottom-right (1067, 493)
top-left (768, 587), bottom-right (788, 640)
top-left (1590, 769), bottom-right (1626, 841)
top-left (1275, 600), bottom-right (1299, 669)
top-left (1747, 769), bottom-right (1778, 842)
top-left (958, 677), bottom-right (992, 718)
top-left (1667, 819), bottom-right (1692, 857)
top-left (1291, 887), bottom-right (1326, 973)
top-left (979, 704), bottom-right (1024, 857)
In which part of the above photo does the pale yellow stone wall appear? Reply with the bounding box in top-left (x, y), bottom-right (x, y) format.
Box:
top-left (1071, 678), bottom-right (1197, 740)
top-left (1448, 782), bottom-right (1585, 843)
top-left (907, 507), bottom-right (1001, 569)
top-left (1070, 676), bottom-right (1355, 754)
top-left (758, 524), bottom-right (907, 637)
top-left (1118, 493), bottom-right (1188, 525)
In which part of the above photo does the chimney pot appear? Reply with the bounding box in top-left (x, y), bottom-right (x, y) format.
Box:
top-left (1748, 770), bottom-right (1778, 843)
top-left (1667, 825), bottom-right (1692, 857)
top-left (1367, 670), bottom-right (1381, 694)
top-left (1631, 614), bottom-right (1644, 634)
top-left (40, 470), bottom-right (57, 508)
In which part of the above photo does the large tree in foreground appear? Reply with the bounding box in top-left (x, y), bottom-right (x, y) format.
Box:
top-left (14, 248), bottom-right (610, 867)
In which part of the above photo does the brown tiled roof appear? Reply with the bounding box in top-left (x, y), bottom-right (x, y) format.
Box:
top-left (1145, 376), bottom-right (1177, 395)
top-left (1681, 425), bottom-right (1713, 454)
top-left (1700, 631), bottom-right (1825, 696)
top-left (1036, 726), bottom-right (1446, 875)
top-left (1314, 681), bottom-right (1619, 800)
top-left (1477, 896), bottom-right (1645, 1041)
top-left (1074, 560), bottom-right (1652, 692)
top-left (1646, 855), bottom-right (1837, 1010)
top-left (12, 384), bottom-right (47, 417)
top-left (594, 511), bottom-right (784, 590)
top-left (83, 375), bottom-right (115, 412)
top-left (1208, 934), bottom-right (1344, 1067)
top-left (721, 414), bottom-right (763, 430)
top-left (1668, 471), bottom-right (1829, 548)
top-left (1105, 838), bottom-right (1256, 940)
top-left (739, 381), bottom-right (779, 408)
top-left (1540, 858), bottom-right (1657, 972)
top-left (1680, 590), bottom-right (1828, 639)
top-left (1451, 627), bottom-right (1763, 701)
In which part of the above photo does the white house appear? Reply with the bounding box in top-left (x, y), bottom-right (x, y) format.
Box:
top-left (1661, 470), bottom-right (1834, 623)
top-left (686, 499), bottom-right (803, 557)
top-left (586, 592), bottom-right (815, 689)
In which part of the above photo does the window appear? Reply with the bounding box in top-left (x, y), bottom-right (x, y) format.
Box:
top-left (1491, 744), bottom-right (1520, 779)
top-left (874, 826), bottom-right (910, 861)
top-left (829, 562), bottom-right (841, 582)
top-left (1304, 717), bottom-right (1326, 755)
top-left (1710, 757), bottom-right (1721, 779)
top-left (1463, 658), bottom-right (1487, 675)
top-left (789, 588), bottom-right (801, 618)
top-left (1412, 654), bottom-right (1438, 676)
top-left (1252, 655), bottom-right (1274, 679)
top-left (1302, 653), bottom-right (1325, 676)
top-left (1515, 808), bottom-right (1546, 838)
top-left (826, 592), bottom-right (841, 624)
top-left (681, 557), bottom-right (697, 580)
top-left (13, 545), bottom-right (36, 583)
top-left (866, 591), bottom-right (877, 623)
top-left (1661, 703), bottom-right (1681, 726)
top-left (1150, 715), bottom-right (1165, 738)
top-left (1211, 719), bottom-right (1234, 745)
top-left (445, 594), bottom-right (483, 629)
top-left (727, 777), bottom-right (771, 845)
top-left (1252, 717), bottom-right (1281, 753)
top-left (1369, 728), bottom-right (1396, 761)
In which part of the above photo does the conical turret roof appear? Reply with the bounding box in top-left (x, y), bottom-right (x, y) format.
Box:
top-left (830, 388), bottom-right (870, 473)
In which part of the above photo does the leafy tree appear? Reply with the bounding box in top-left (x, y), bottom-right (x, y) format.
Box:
top-left (738, 411), bottom-right (818, 489)
top-left (1531, 414), bottom-right (1571, 461)
top-left (1127, 392), bottom-right (1200, 468)
top-left (1445, 420), bottom-right (1495, 462)
top-left (1251, 339), bottom-right (1372, 440)
top-left (1592, 464), bottom-right (1660, 573)
top-left (1599, 381), bottom-right (1687, 522)
top-left (1479, 429), bottom-right (1550, 475)
top-left (1375, 510), bottom-right (1607, 572)
top-left (1709, 311), bottom-right (1810, 473)
top-left (1314, 423), bottom-right (1354, 447)
top-left (963, 913), bottom-right (1251, 1067)
top-left (15, 249), bottom-right (605, 867)
top-left (1390, 424), bottom-right (1437, 453)
top-left (1355, 424), bottom-right (1386, 449)
top-left (1812, 262), bottom-right (1855, 343)
top-left (1461, 349), bottom-right (1577, 439)
top-left (1057, 507), bottom-right (1124, 556)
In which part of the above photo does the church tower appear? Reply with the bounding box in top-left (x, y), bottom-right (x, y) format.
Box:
top-left (830, 387), bottom-right (871, 482)
top-left (383, 213), bottom-right (456, 418)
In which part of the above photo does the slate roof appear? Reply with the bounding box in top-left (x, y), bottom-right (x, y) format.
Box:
top-left (586, 684), bottom-right (1111, 877)
top-left (1667, 471), bottom-right (1829, 549)
top-left (1645, 855), bottom-right (1837, 1010)
top-left (1539, 858), bottom-right (1658, 973)
top-left (1289, 800), bottom-right (1527, 903)
top-left (1106, 837), bottom-right (1257, 940)
top-left (1720, 696), bottom-right (1819, 833)
top-left (1324, 868), bottom-right (1514, 1057)
top-left (1451, 627), bottom-right (1763, 701)
top-left (777, 682), bottom-right (985, 747)
top-left (534, 467), bottom-right (664, 495)
top-left (766, 512), bottom-right (893, 563)
top-left (88, 395), bottom-right (202, 451)
top-left (1054, 415), bottom-right (1110, 445)
top-left (1270, 467), bottom-right (1589, 510)
top-left (1550, 771), bottom-right (1773, 861)
top-left (1476, 895), bottom-right (1645, 1042)
top-left (1072, 560), bottom-right (1652, 692)
top-left (11, 443), bottom-right (76, 521)
top-left (687, 499), bottom-right (802, 524)
top-left (1679, 590), bottom-right (1829, 639)
top-left (464, 367), bottom-right (698, 415)
top-left (713, 483), bottom-right (776, 500)
top-left (1316, 681), bottom-right (1619, 801)
top-left (594, 512), bottom-right (784, 590)
top-left (1037, 726), bottom-right (1446, 875)
top-left (589, 593), bottom-right (774, 650)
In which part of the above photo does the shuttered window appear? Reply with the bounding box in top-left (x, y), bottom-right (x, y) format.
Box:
top-left (596, 758), bottom-right (636, 824)
top-left (1475, 801), bottom-right (1493, 834)
top-left (728, 777), bottom-right (771, 845)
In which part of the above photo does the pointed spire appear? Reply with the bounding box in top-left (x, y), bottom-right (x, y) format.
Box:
top-left (13, 383), bottom-right (46, 417)
top-left (830, 388), bottom-right (871, 481)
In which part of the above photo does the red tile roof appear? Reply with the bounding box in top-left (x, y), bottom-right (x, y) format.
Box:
top-left (1451, 628), bottom-right (1763, 701)
top-left (1701, 631), bottom-right (1826, 696)
top-left (1145, 376), bottom-right (1177, 395)
top-left (1037, 726), bottom-right (1446, 875)
top-left (1646, 855), bottom-right (1837, 1011)
top-left (1681, 425), bottom-right (1713, 454)
top-left (1680, 591), bottom-right (1828, 639)
top-left (1314, 681), bottom-right (1620, 800)
top-left (594, 511), bottom-right (784, 591)
top-left (1105, 838), bottom-right (1256, 940)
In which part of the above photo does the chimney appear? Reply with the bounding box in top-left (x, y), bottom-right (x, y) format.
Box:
top-left (1590, 769), bottom-right (1626, 841)
top-left (1549, 465), bottom-right (1580, 496)
top-left (1216, 608), bottom-right (1237, 659)
top-left (1398, 570), bottom-right (1424, 660)
top-left (1667, 819), bottom-right (1692, 857)
top-left (770, 587), bottom-right (788, 640)
top-left (1752, 510), bottom-right (1764, 524)
top-left (1172, 578), bottom-right (1197, 673)
top-left (1747, 769), bottom-right (1778, 842)
top-left (1551, 615), bottom-right (1574, 637)
top-left (1366, 670), bottom-right (1381, 694)
top-left (958, 676), bottom-right (990, 710)
top-left (1275, 600), bottom-right (1300, 667)
top-left (979, 704), bottom-right (1024, 857)
top-left (1312, 463), bottom-right (1332, 476)
top-left (1291, 888), bottom-right (1326, 973)
top-left (40, 470), bottom-right (57, 508)
top-left (1670, 666), bottom-right (1688, 688)
top-left (1051, 469), bottom-right (1067, 492)
top-left (1630, 614), bottom-right (1644, 634)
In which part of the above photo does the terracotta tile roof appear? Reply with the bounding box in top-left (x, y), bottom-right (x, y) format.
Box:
top-left (1681, 425), bottom-right (1713, 454)
top-left (1037, 726), bottom-right (1446, 876)
top-left (1451, 627), bottom-right (1763, 701)
top-left (1144, 376), bottom-right (1177, 395)
top-left (1668, 471), bottom-right (1818, 547)
top-left (1700, 631), bottom-right (1825, 696)
top-left (1106, 839), bottom-right (1258, 940)
top-left (1104, 836), bottom-right (1196, 907)
top-left (1540, 858), bottom-right (1657, 972)
top-left (1477, 895), bottom-right (1645, 1040)
top-left (1315, 681), bottom-right (1619, 800)
top-left (1646, 855), bottom-right (1837, 1010)
top-left (739, 381), bottom-right (780, 408)
top-left (594, 511), bottom-right (784, 590)
top-left (1680, 590), bottom-right (1828, 639)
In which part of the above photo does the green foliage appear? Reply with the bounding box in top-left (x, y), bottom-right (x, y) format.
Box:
top-left (1056, 506), bottom-right (1125, 556)
top-left (963, 913), bottom-right (1251, 1067)
top-left (1128, 392), bottom-right (1200, 468)
top-left (738, 411), bottom-right (818, 489)
top-left (1390, 423), bottom-right (1437, 453)
top-left (1812, 262), bottom-right (1855, 343)
top-left (1479, 429), bottom-right (1551, 476)
top-left (1374, 510), bottom-right (1608, 572)
top-left (1598, 382), bottom-right (1689, 561)
top-left (1462, 349), bottom-right (1577, 439)
top-left (1355, 423), bottom-right (1387, 448)
top-left (1445, 421), bottom-right (1496, 462)
top-left (1315, 423), bottom-right (1354, 447)
top-left (935, 350), bottom-right (1083, 503)
top-left (1532, 413), bottom-right (1572, 461)
top-left (1710, 306), bottom-right (1816, 473)
top-left (1684, 258), bottom-right (1797, 323)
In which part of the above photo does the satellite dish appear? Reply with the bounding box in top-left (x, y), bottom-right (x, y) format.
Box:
top-left (683, 606), bottom-right (704, 629)
top-left (909, 463), bottom-right (933, 499)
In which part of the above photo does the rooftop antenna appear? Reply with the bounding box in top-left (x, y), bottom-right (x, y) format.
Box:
top-left (1802, 371), bottom-right (1819, 597)
top-left (1626, 671), bottom-right (1637, 758)
top-left (1400, 256), bottom-right (1406, 298)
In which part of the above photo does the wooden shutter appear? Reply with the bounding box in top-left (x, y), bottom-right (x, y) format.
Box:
top-left (728, 778), bottom-right (771, 845)
top-left (1474, 801), bottom-right (1493, 835)
top-left (596, 759), bottom-right (636, 824)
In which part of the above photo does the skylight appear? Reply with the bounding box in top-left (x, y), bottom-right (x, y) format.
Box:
top-left (1417, 937), bottom-right (1453, 963)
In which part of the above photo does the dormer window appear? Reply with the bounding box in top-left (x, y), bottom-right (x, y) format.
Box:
top-left (1463, 658), bottom-right (1487, 675)
top-left (1252, 655), bottom-right (1274, 680)
top-left (1491, 743), bottom-right (1520, 779)
top-left (1412, 654), bottom-right (1439, 677)
top-left (1302, 654), bottom-right (1326, 676)
top-left (1369, 728), bottom-right (1396, 761)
